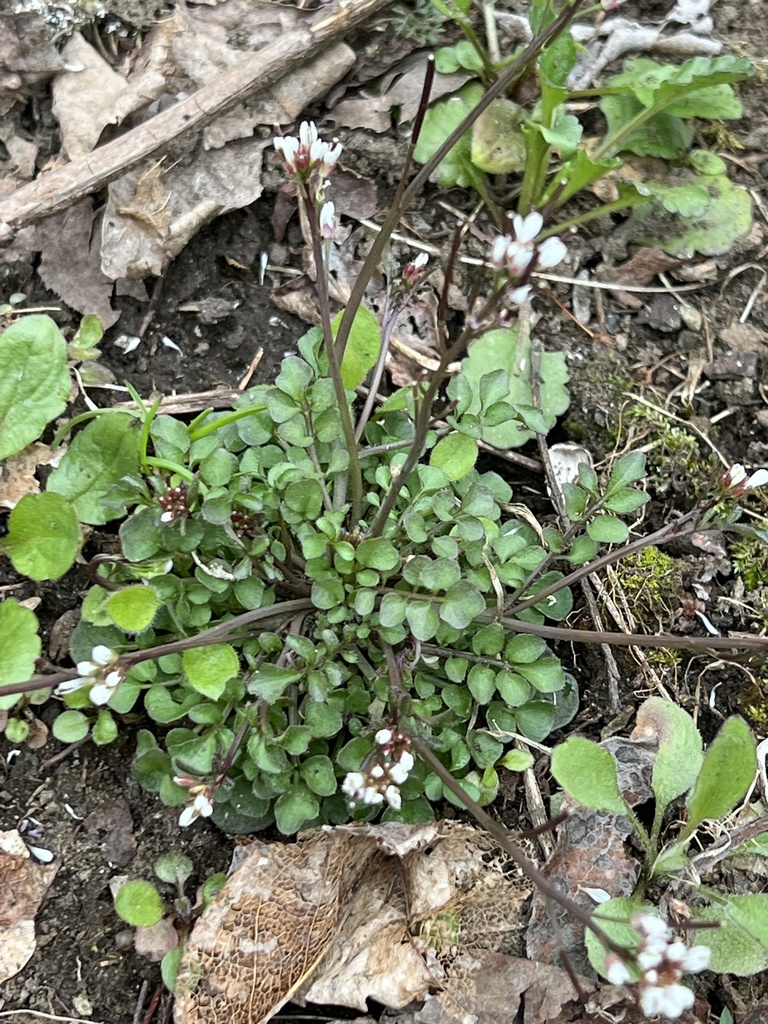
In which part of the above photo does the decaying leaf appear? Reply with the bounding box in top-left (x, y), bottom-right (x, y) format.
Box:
top-left (174, 823), bottom-right (533, 1024)
top-left (0, 441), bottom-right (61, 510)
top-left (0, 830), bottom-right (58, 984)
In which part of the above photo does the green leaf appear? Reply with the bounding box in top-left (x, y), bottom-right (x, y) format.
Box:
top-left (515, 656), bottom-right (564, 693)
top-left (0, 600), bottom-right (41, 705)
top-left (356, 537), bottom-right (400, 572)
top-left (498, 749), bottom-right (534, 772)
top-left (698, 895), bottom-right (768, 975)
top-left (304, 701), bottom-right (343, 737)
top-left (600, 95), bottom-right (693, 159)
top-left (182, 645), bottom-right (239, 700)
top-left (606, 451), bottom-right (646, 490)
top-left (0, 315), bottom-right (71, 459)
top-left (154, 853), bottom-right (194, 886)
top-left (283, 479), bottom-right (324, 519)
top-left (413, 82), bottom-right (485, 188)
top-left (636, 697), bottom-right (702, 811)
top-left (300, 755), bottom-right (338, 796)
top-left (311, 578), bottom-right (345, 610)
top-left (587, 515), bottom-right (629, 545)
top-left (686, 717), bottom-right (756, 831)
top-left (506, 634), bottom-right (548, 665)
top-left (495, 670), bottom-right (530, 706)
top-left (607, 55), bottom-right (753, 115)
top-left (429, 432), bottom-right (479, 481)
top-left (274, 784), bottom-right (320, 835)
top-left (551, 736), bottom-right (627, 813)
top-left (161, 946), bottom-right (183, 993)
top-left (455, 327), bottom-right (569, 448)
top-left (379, 592), bottom-right (407, 628)
top-left (565, 534), bottom-right (599, 564)
top-left (439, 580), bottom-right (485, 629)
top-left (334, 307), bottom-right (382, 389)
top-left (114, 880), bottom-right (164, 928)
top-left (466, 730), bottom-right (504, 768)
top-left (0, 492), bottom-right (80, 581)
top-left (247, 664), bottom-right (304, 703)
top-left (405, 600), bottom-right (440, 641)
top-left (470, 99), bottom-right (526, 174)
top-left (52, 709), bottom-right (90, 743)
top-left (48, 412), bottom-right (142, 524)
top-left (467, 664), bottom-right (496, 704)
top-left (603, 487), bottom-right (648, 515)
top-left (92, 709), bottom-right (118, 745)
top-left (105, 585), bottom-right (160, 633)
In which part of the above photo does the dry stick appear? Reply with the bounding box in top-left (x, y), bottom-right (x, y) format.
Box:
top-left (0, 0), bottom-right (391, 237)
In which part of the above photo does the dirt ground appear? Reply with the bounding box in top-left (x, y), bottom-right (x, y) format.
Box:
top-left (1, 0), bottom-right (768, 1021)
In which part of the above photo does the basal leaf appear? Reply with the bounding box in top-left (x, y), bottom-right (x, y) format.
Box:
top-left (0, 492), bottom-right (79, 580)
top-left (48, 412), bottom-right (142, 524)
top-left (182, 645), bottom-right (239, 701)
top-left (0, 599), bottom-right (41, 708)
top-left (685, 717), bottom-right (755, 833)
top-left (634, 697), bottom-right (702, 811)
top-left (0, 315), bottom-right (71, 459)
top-left (430, 432), bottom-right (478, 481)
top-left (551, 736), bottom-right (626, 813)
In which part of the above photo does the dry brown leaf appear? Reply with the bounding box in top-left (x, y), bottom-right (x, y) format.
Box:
top-left (0, 441), bottom-right (60, 510)
top-left (36, 199), bottom-right (120, 327)
top-left (175, 823), bottom-right (532, 1024)
top-left (0, 830), bottom-right (58, 984)
top-left (52, 35), bottom-right (129, 160)
top-left (0, 13), bottom-right (65, 117)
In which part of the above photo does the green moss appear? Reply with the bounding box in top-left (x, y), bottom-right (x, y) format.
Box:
top-left (732, 528), bottom-right (768, 592)
top-left (613, 546), bottom-right (683, 625)
top-left (734, 678), bottom-right (768, 730)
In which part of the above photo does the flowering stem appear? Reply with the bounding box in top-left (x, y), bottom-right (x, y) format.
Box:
top-left (306, 201), bottom-right (364, 521)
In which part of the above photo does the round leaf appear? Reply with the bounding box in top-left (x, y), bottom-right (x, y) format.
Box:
top-left (114, 880), bottom-right (164, 927)
top-left (0, 492), bottom-right (79, 581)
top-left (105, 586), bottom-right (160, 633)
top-left (183, 645), bottom-right (239, 700)
top-left (52, 710), bottom-right (90, 743)
top-left (430, 432), bottom-right (479, 481)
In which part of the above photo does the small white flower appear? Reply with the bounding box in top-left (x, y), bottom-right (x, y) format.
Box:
top-left (385, 785), bottom-right (402, 810)
top-left (604, 954), bottom-right (632, 985)
top-left (299, 120), bottom-right (318, 148)
top-left (362, 787), bottom-right (385, 805)
top-left (637, 948), bottom-right (665, 971)
top-left (319, 200), bottom-right (336, 239)
top-left (375, 728), bottom-right (393, 746)
top-left (722, 463), bottom-right (768, 492)
top-left (342, 772), bottom-right (365, 798)
top-left (513, 211), bottom-right (543, 243)
top-left (370, 764), bottom-right (385, 779)
top-left (412, 252), bottom-right (429, 269)
top-left (179, 790), bottom-right (214, 827)
top-left (56, 647), bottom-right (120, 698)
top-left (633, 911), bottom-right (670, 941)
top-left (159, 510), bottom-right (174, 523)
top-left (388, 763), bottom-right (409, 786)
top-left (91, 645), bottom-right (115, 666)
top-left (675, 945), bottom-right (711, 973)
top-left (507, 284), bottom-right (532, 306)
top-left (89, 669), bottom-right (124, 705)
top-left (398, 750), bottom-right (415, 772)
top-left (640, 981), bottom-right (694, 1018)
top-left (536, 235), bottom-right (567, 269)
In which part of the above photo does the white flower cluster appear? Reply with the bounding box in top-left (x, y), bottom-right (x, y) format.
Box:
top-left (605, 911), bottom-right (711, 1019)
top-left (174, 776), bottom-right (215, 827)
top-left (488, 210), bottom-right (567, 309)
top-left (56, 645), bottom-right (124, 705)
top-left (273, 121), bottom-right (341, 241)
top-left (273, 120), bottom-right (342, 181)
top-left (341, 728), bottom-right (414, 812)
top-left (721, 462), bottom-right (768, 495)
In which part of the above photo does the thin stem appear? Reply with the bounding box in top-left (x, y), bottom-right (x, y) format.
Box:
top-left (504, 504), bottom-right (706, 617)
top-left (305, 200), bottom-right (364, 522)
top-left (332, 0), bottom-right (588, 364)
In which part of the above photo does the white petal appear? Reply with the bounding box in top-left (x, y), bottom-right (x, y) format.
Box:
top-left (342, 772), bottom-right (365, 797)
top-left (413, 252), bottom-right (429, 269)
top-left (508, 284), bottom-right (532, 305)
top-left (506, 243), bottom-right (534, 277)
top-left (678, 945), bottom-right (711, 972)
top-left (56, 677), bottom-right (87, 696)
top-left (388, 763), bottom-right (409, 785)
top-left (399, 751), bottom-right (415, 772)
top-left (104, 670), bottom-right (122, 688)
top-left (514, 211), bottom-right (543, 243)
top-left (89, 682), bottom-right (112, 705)
top-left (75, 660), bottom-right (97, 677)
top-left (640, 986), bottom-right (666, 1016)
top-left (375, 728), bottom-right (393, 745)
top-left (370, 764), bottom-right (385, 779)
top-left (362, 787), bottom-right (384, 805)
top-left (385, 785), bottom-right (402, 810)
top-left (194, 793), bottom-right (214, 818)
top-left (490, 234), bottom-right (511, 266)
top-left (91, 645), bottom-right (114, 666)
top-left (536, 236), bottom-right (567, 268)
top-left (728, 463), bottom-right (747, 486)
top-left (179, 805), bottom-right (198, 827)
top-left (605, 955), bottom-right (632, 985)
top-left (746, 469), bottom-right (768, 489)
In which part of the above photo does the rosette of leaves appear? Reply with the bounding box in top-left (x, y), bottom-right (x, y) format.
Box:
top-left (50, 330), bottom-right (581, 833)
